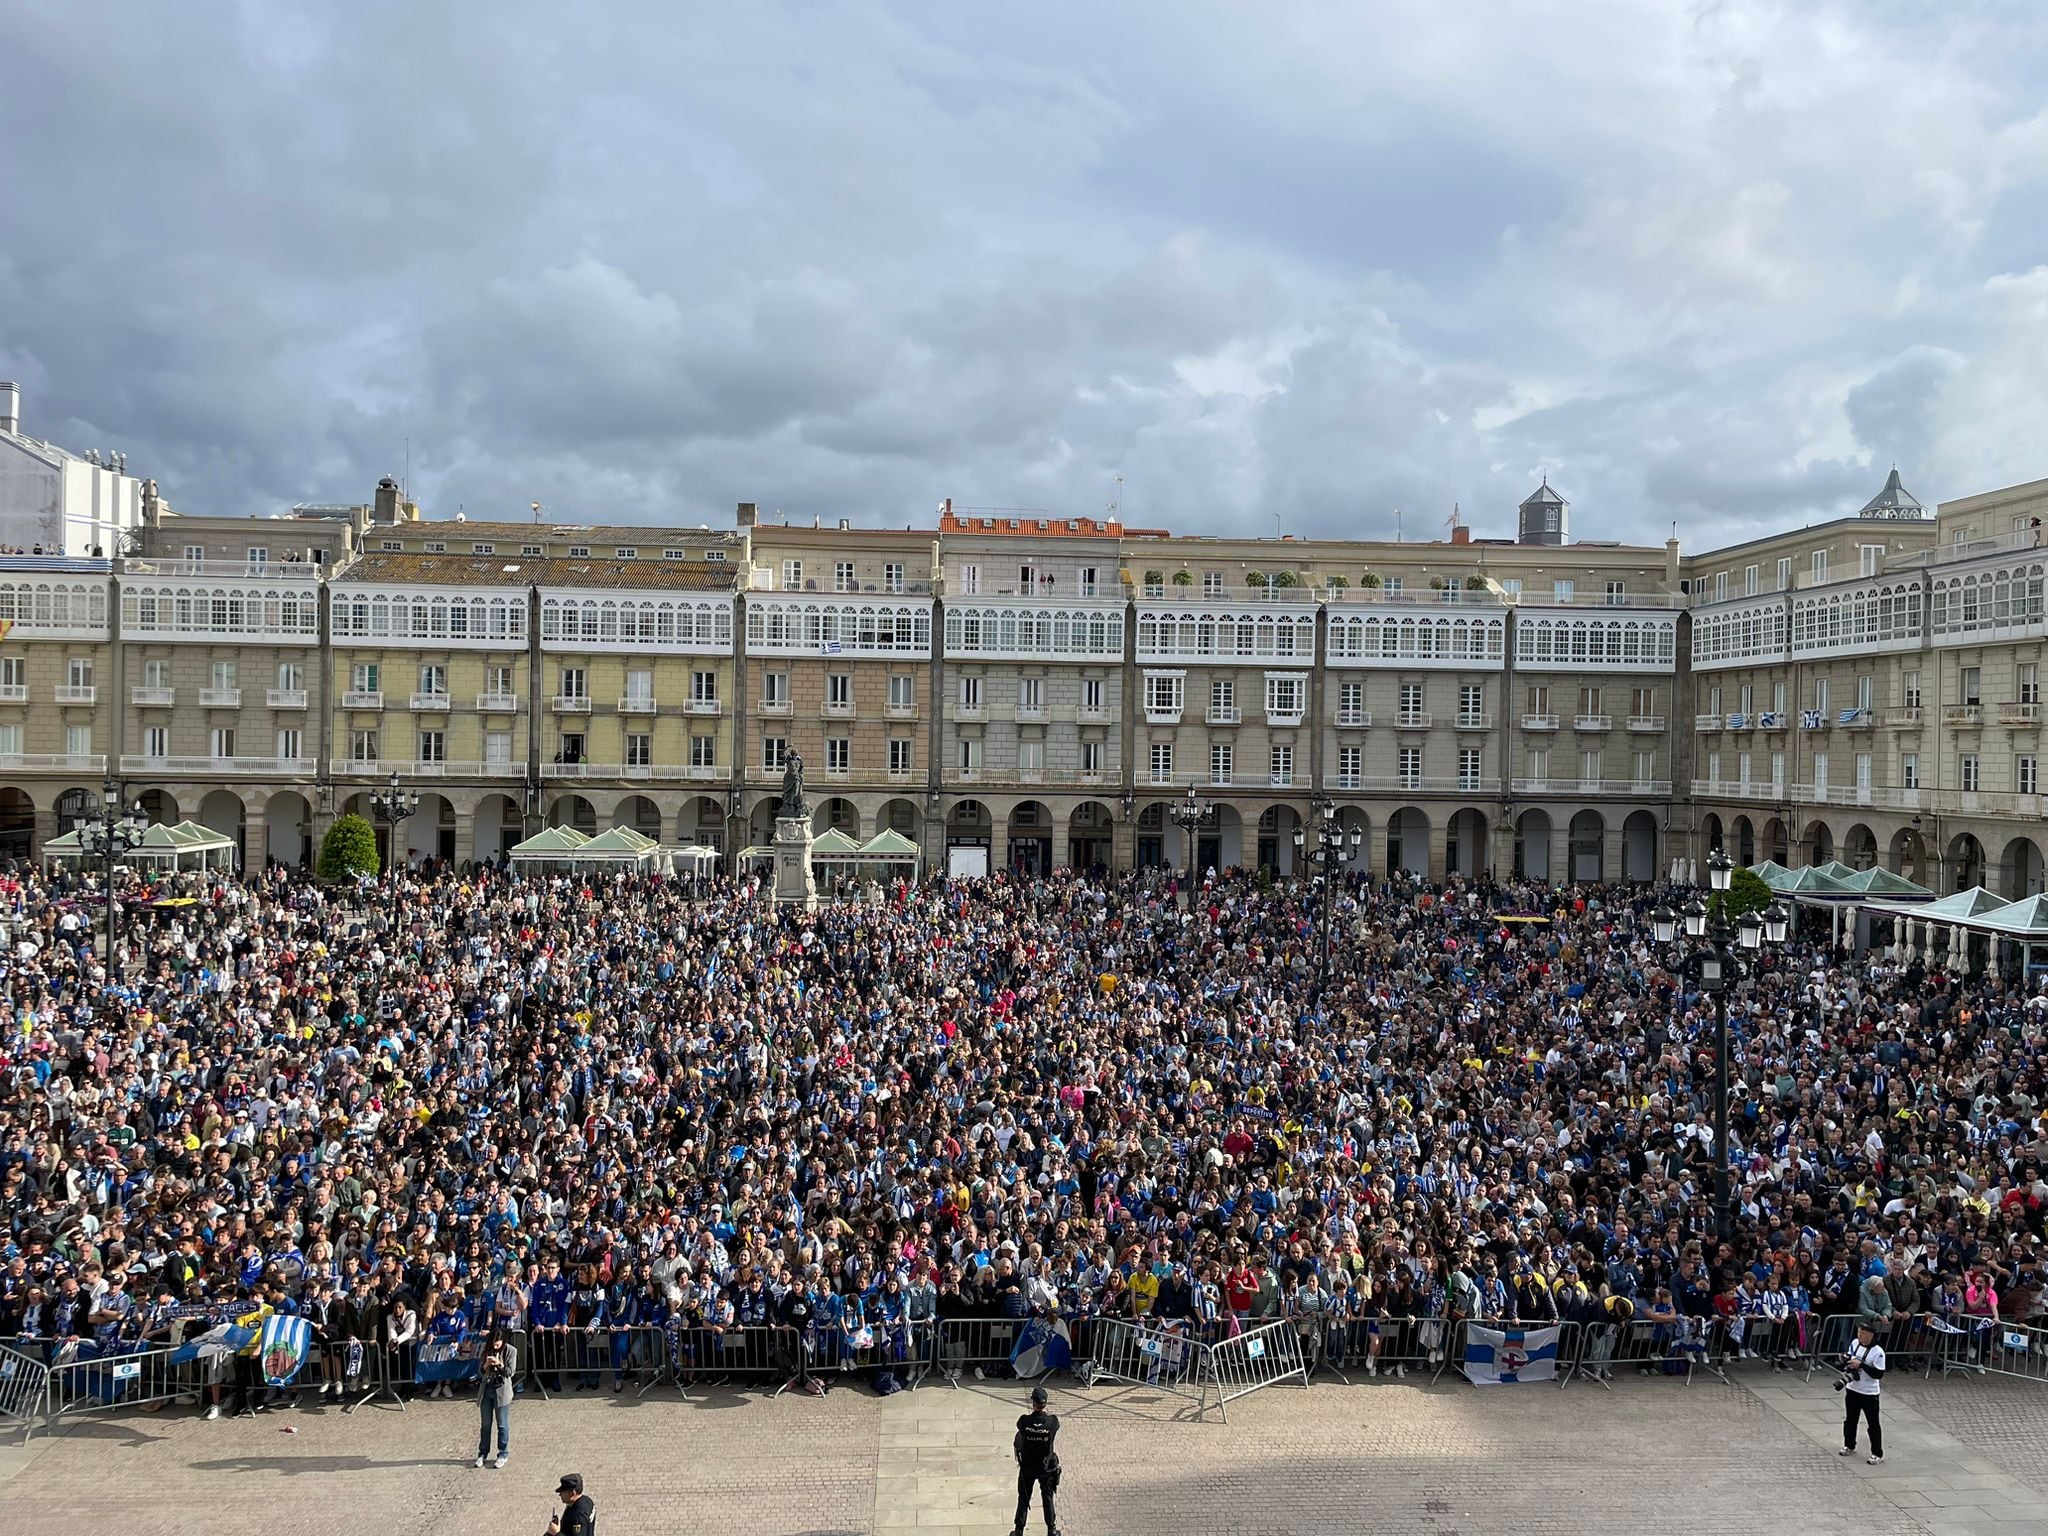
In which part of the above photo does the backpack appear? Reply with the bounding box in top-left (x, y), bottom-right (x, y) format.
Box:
top-left (872, 1369), bottom-right (903, 1396)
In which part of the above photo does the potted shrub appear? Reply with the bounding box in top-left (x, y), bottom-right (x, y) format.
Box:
top-left (317, 813), bottom-right (380, 881)
top-left (1245, 570), bottom-right (1269, 589)
top-left (1172, 569), bottom-right (1194, 587)
top-left (1272, 570), bottom-right (1300, 589)
top-left (1324, 574), bottom-right (1350, 591)
top-left (1361, 572), bottom-right (1383, 589)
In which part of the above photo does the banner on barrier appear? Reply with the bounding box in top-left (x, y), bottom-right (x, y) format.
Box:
top-left (415, 1334), bottom-right (482, 1384)
top-left (1465, 1324), bottom-right (1561, 1385)
top-left (260, 1315), bottom-right (312, 1386)
top-left (1010, 1317), bottom-right (1072, 1378)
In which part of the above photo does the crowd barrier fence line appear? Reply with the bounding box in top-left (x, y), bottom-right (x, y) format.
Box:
top-left (0, 1344), bottom-right (51, 1442)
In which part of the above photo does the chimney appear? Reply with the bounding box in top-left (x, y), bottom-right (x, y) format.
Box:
top-left (1451, 525), bottom-right (1471, 546)
top-left (373, 476), bottom-right (401, 524)
top-left (736, 501), bottom-right (757, 529)
top-left (0, 381), bottom-right (18, 435)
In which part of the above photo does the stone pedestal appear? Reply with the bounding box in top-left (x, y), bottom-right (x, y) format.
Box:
top-left (773, 813), bottom-right (818, 909)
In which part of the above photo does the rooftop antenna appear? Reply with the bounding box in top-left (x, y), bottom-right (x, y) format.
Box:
top-left (531, 501), bottom-right (543, 525)
top-left (1109, 473), bottom-right (1123, 518)
top-left (1395, 507), bottom-right (1403, 543)
top-left (1446, 504), bottom-right (1462, 536)
top-left (403, 436), bottom-right (409, 506)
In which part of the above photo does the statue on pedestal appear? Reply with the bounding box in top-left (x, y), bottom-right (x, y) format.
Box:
top-left (778, 751), bottom-right (808, 818)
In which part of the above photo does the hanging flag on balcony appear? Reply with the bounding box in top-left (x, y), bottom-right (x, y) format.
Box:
top-left (1801, 710), bottom-right (1823, 729)
top-left (1758, 711), bottom-right (1781, 728)
top-left (819, 640), bottom-right (842, 655)
top-left (1725, 713), bottom-right (1747, 729)
top-left (1837, 707), bottom-right (1866, 725)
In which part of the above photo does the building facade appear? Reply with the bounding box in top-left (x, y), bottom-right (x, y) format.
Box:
top-left (2, 471), bottom-right (2043, 901)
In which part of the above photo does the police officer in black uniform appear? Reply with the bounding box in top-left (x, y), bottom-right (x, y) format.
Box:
top-left (1012, 1384), bottom-right (1062, 1536)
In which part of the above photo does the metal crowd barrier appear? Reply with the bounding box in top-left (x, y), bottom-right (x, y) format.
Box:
top-left (1439, 1319), bottom-right (1578, 1389)
top-left (936, 1317), bottom-right (1029, 1383)
top-left (1329, 1316), bottom-right (1436, 1379)
top-left (45, 1340), bottom-right (205, 1423)
top-left (1207, 1319), bottom-right (1309, 1418)
top-left (0, 1344), bottom-right (52, 1441)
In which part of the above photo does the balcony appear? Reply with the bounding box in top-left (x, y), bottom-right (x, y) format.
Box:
top-left (1935, 789), bottom-right (2048, 818)
top-left (199, 687), bottom-right (242, 708)
top-left (341, 690), bottom-right (383, 709)
top-left (1521, 713), bottom-right (1558, 732)
top-left (1266, 709), bottom-right (1306, 728)
top-left (1015, 703), bottom-right (1048, 723)
top-left (409, 692), bottom-right (451, 712)
top-left (1205, 705), bottom-right (1241, 726)
top-left (1999, 701), bottom-right (2040, 726)
top-left (0, 752), bottom-right (106, 772)
top-left (1689, 779), bottom-right (1782, 802)
top-left (885, 700), bottom-right (919, 720)
top-left (1882, 706), bottom-right (1922, 728)
top-left (1075, 704), bottom-right (1110, 723)
top-left (617, 696), bottom-right (658, 715)
top-left (1453, 713), bottom-right (1492, 731)
top-left (685, 762), bottom-right (728, 780)
top-left (1335, 710), bottom-right (1371, 728)
top-left (1394, 712), bottom-right (1432, 730)
top-left (544, 762), bottom-right (659, 781)
top-left (552, 694), bottom-right (592, 714)
top-left (475, 691), bottom-right (518, 712)
top-left (0, 683), bottom-right (24, 702)
top-left (1693, 712), bottom-right (1722, 731)
top-left (822, 699), bottom-right (855, 718)
top-left (1572, 714), bottom-right (1611, 732)
top-left (1511, 777), bottom-right (1549, 794)
top-left (686, 698), bottom-right (723, 716)
top-left (1318, 774), bottom-right (1503, 795)
top-left (55, 685), bottom-right (96, 704)
top-left (1627, 714), bottom-right (1666, 733)
top-left (953, 700), bottom-right (986, 721)
top-left (822, 765), bottom-right (853, 781)
top-left (329, 758), bottom-right (518, 778)
top-left (1942, 704), bottom-right (1982, 727)
top-left (1790, 783), bottom-right (1924, 811)
top-left (1143, 705), bottom-right (1183, 725)
top-left (119, 755), bottom-right (316, 777)
top-left (887, 768), bottom-right (918, 783)
top-left (130, 686), bottom-right (176, 706)
top-left (268, 688), bottom-right (308, 709)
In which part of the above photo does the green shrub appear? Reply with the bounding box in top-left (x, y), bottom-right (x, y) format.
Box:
top-left (317, 813), bottom-right (380, 881)
top-left (1710, 865), bottom-right (1773, 925)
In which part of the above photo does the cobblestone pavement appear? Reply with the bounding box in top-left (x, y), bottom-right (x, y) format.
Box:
top-left (4, 1371), bottom-right (2046, 1536)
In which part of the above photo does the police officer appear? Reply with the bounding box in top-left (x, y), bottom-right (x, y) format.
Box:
top-left (1012, 1384), bottom-right (1061, 1536)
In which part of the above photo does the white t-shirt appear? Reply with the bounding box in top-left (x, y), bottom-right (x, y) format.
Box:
top-left (1846, 1342), bottom-right (1886, 1395)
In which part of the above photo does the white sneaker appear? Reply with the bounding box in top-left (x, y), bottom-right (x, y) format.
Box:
top-left (1397, 1364), bottom-right (1408, 1378)
top-left (474, 1455), bottom-right (487, 1469)
top-left (203, 1404), bottom-right (221, 1421)
top-left (973, 1367), bottom-right (986, 1381)
top-left (1866, 1455), bottom-right (1883, 1465)
top-left (493, 1456), bottom-right (508, 1470)
top-left (1838, 1447), bottom-right (1855, 1457)
top-left (1366, 1362), bottom-right (1377, 1377)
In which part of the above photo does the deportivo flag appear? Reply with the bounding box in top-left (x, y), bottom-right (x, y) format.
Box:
top-left (169, 1323), bottom-right (257, 1365)
top-left (259, 1314), bottom-right (313, 1386)
top-left (414, 1333), bottom-right (482, 1385)
top-left (1464, 1324), bottom-right (1561, 1385)
top-left (1010, 1316), bottom-right (1073, 1379)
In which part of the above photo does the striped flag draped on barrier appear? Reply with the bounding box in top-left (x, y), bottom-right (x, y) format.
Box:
top-left (1464, 1324), bottom-right (1562, 1385)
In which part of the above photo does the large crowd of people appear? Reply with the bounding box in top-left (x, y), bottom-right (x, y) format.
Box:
top-left (2, 850), bottom-right (2044, 1411)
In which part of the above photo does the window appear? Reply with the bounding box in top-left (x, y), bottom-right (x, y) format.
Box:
top-left (814, 735), bottom-right (846, 772)
top-left (1960, 753), bottom-right (1979, 792)
top-left (1384, 576), bottom-right (1404, 595)
top-left (1399, 682), bottom-right (1424, 724)
top-left (144, 726), bottom-right (168, 758)
top-left (691, 670), bottom-right (718, 705)
top-left (419, 663), bottom-right (447, 698)
top-left (1961, 666), bottom-right (1981, 706)
top-left (143, 658), bottom-right (170, 690)
top-left (1856, 674), bottom-right (1873, 713)
top-left (1738, 683), bottom-right (1753, 715)
top-left (1737, 750), bottom-right (1752, 787)
top-left (883, 563), bottom-right (905, 594)
top-left (1811, 549), bottom-right (1830, 584)
top-left (1605, 580), bottom-right (1628, 605)
top-left (1398, 747), bottom-right (1421, 790)
top-left (1813, 677), bottom-right (1830, 714)
top-left (703, 549), bottom-right (726, 563)
top-left (620, 733), bottom-right (648, 768)
top-left (210, 726), bottom-right (236, 759)
top-left (1901, 752), bottom-right (1919, 790)
top-left (182, 545), bottom-right (206, 565)
top-left (1145, 673), bottom-right (1184, 716)
top-left (688, 734), bottom-right (715, 770)
top-left (1458, 683), bottom-right (1484, 724)
top-left (419, 729), bottom-right (446, 764)
top-left (277, 728), bottom-right (301, 760)
top-left (522, 544), bottom-right (544, 557)
top-left (763, 671), bottom-right (789, 709)
top-left (761, 736), bottom-right (788, 770)
top-left (615, 548), bottom-right (638, 561)
top-left (1079, 567), bottom-right (1099, 598)
top-left (1499, 578), bottom-right (1522, 599)
top-left (624, 667), bottom-right (653, 705)
top-left (1713, 572), bottom-right (1728, 602)
top-left (959, 564), bottom-right (981, 595)
top-left (68, 656), bottom-right (94, 690)
top-left (1210, 678), bottom-right (1235, 718)
top-left (1019, 676), bottom-right (1044, 712)
top-left (208, 658), bottom-right (235, 692)
top-left (1578, 685), bottom-right (1602, 717)
top-left (835, 561), bottom-right (856, 592)
top-left (958, 675), bottom-right (982, 709)
top-left (1632, 686), bottom-right (1657, 718)
top-left (1210, 743), bottom-right (1234, 785)
top-left (2021, 756), bottom-right (2039, 796)
top-left (1338, 745), bottom-right (1361, 787)
top-left (2022, 664), bottom-right (2041, 705)
top-left (1269, 744), bottom-right (1293, 786)
top-left (559, 666), bottom-right (587, 701)
top-left (558, 732), bottom-right (584, 763)
top-left (1338, 680), bottom-right (1365, 724)
top-left (781, 559), bottom-right (802, 590)
top-left (957, 739), bottom-right (982, 773)
top-left (1527, 746), bottom-right (1549, 783)
top-left (278, 661), bottom-right (304, 692)
top-left (66, 725), bottom-right (93, 758)
top-left (486, 731), bottom-right (512, 766)
top-left (1265, 674), bottom-right (1304, 721)
top-left (1150, 741), bottom-right (1175, 783)
top-left (1553, 579), bottom-right (1575, 603)
top-left (1812, 751), bottom-right (1829, 794)
top-left (1776, 557), bottom-right (1793, 592)
top-left (1458, 747), bottom-right (1482, 789)
top-left (1859, 545), bottom-right (1884, 578)
top-left (888, 673), bottom-right (916, 710)
top-left (1772, 682), bottom-right (1787, 717)
top-left (1578, 749), bottom-right (1600, 786)
top-left (1081, 678), bottom-right (1104, 713)
top-left (1769, 751), bottom-right (1785, 792)
top-left (1080, 740), bottom-right (1104, 776)
top-left (1203, 572), bottom-right (1224, 596)
top-left (1142, 574), bottom-right (1164, 598)
top-left (350, 729), bottom-right (378, 763)
top-left (1633, 750), bottom-right (1655, 787)
top-left (888, 738), bottom-right (914, 775)
top-left (424, 541), bottom-right (447, 554)
top-left (827, 672), bottom-right (852, 710)
top-left (1744, 565), bottom-right (1759, 597)
top-left (472, 543), bottom-right (496, 555)
top-left (1016, 739), bottom-right (1043, 776)
top-left (1705, 750), bottom-right (1721, 782)
top-left (245, 546), bottom-right (268, 567)
top-left (1525, 683), bottom-right (1550, 716)
top-left (1708, 684), bottom-right (1721, 715)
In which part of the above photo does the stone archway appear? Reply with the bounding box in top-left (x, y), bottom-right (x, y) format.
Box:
top-left (548, 794), bottom-right (598, 835)
top-left (1389, 806), bottom-right (1430, 876)
top-left (1888, 824), bottom-right (1927, 885)
top-left (1622, 809), bottom-right (1657, 882)
top-left (1445, 807), bottom-right (1488, 878)
top-left (1947, 833), bottom-right (1984, 893)
top-left (406, 791), bottom-right (455, 864)
top-left (1006, 801), bottom-right (1053, 876)
top-left (1808, 820), bottom-right (1835, 865)
top-left (138, 789), bottom-right (180, 826)
top-left (264, 792), bottom-right (311, 870)
top-left (1067, 800), bottom-right (1116, 872)
top-left (1515, 808), bottom-right (1553, 882)
top-left (1701, 812), bottom-right (1724, 854)
top-left (2001, 835), bottom-right (2044, 898)
top-left (1844, 823), bottom-right (1879, 871)
top-left (0, 787), bottom-right (34, 862)
top-left (815, 797), bottom-right (861, 838)
top-left (473, 793), bottom-right (522, 864)
top-left (1568, 809), bottom-right (1605, 882)
top-left (613, 794), bottom-right (664, 839)
top-left (198, 789), bottom-right (247, 871)
top-left (1763, 817), bottom-right (1789, 865)
top-left (678, 795), bottom-right (726, 850)
top-left (876, 797), bottom-right (921, 840)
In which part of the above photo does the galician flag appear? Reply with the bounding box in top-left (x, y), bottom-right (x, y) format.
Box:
top-left (1464, 1324), bottom-right (1561, 1385)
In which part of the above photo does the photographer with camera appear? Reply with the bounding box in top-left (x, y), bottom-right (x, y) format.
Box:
top-left (474, 1324), bottom-right (518, 1469)
top-left (1836, 1318), bottom-right (1886, 1464)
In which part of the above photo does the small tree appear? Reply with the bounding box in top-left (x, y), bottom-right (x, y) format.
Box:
top-left (318, 813), bottom-right (380, 882)
top-left (1324, 574), bottom-right (1349, 591)
top-left (1465, 574), bottom-right (1489, 591)
top-left (1272, 570), bottom-right (1300, 589)
top-left (1361, 571), bottom-right (1383, 589)
top-left (1245, 570), bottom-right (1269, 589)
top-left (1709, 865), bottom-right (1773, 926)
top-left (1171, 568), bottom-right (1194, 586)
top-left (1143, 570), bottom-right (1164, 588)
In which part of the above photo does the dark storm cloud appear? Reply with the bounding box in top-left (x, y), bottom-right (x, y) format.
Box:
top-left (1, 1), bottom-right (2044, 547)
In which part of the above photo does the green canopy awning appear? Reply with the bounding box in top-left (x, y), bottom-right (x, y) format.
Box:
top-left (857, 829), bottom-right (921, 859)
top-left (1910, 886), bottom-right (2011, 921)
top-left (1974, 893), bottom-right (2048, 936)
top-left (571, 825), bottom-right (661, 863)
top-left (507, 825), bottom-right (592, 861)
top-left (1838, 866), bottom-right (1932, 898)
top-left (809, 828), bottom-right (863, 856)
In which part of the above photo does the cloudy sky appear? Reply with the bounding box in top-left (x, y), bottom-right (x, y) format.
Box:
top-left (3, 2), bottom-right (2045, 548)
